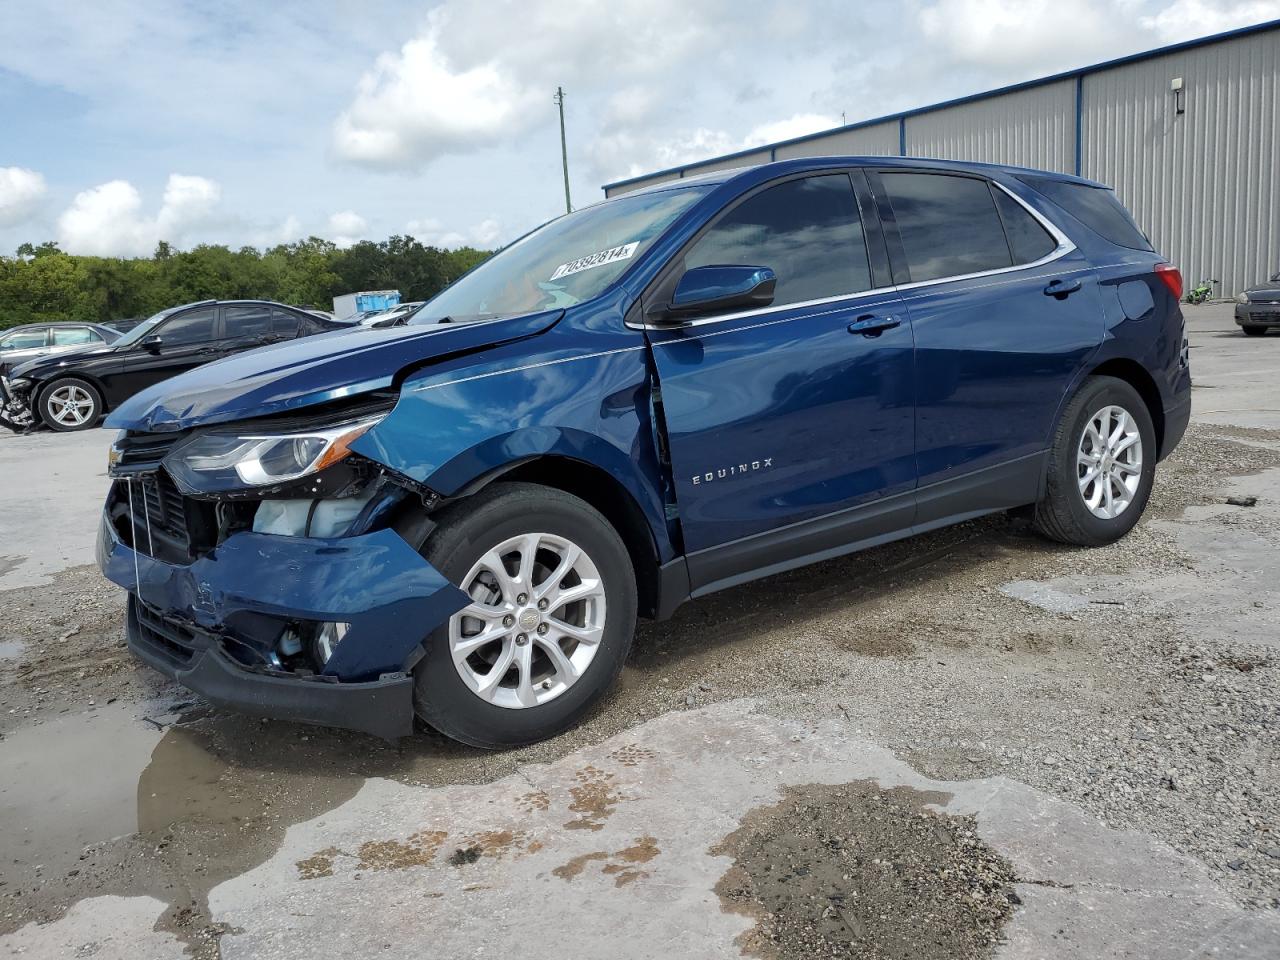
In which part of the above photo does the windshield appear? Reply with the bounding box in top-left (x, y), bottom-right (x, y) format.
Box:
top-left (112, 307), bottom-right (181, 347)
top-left (410, 186), bottom-right (709, 324)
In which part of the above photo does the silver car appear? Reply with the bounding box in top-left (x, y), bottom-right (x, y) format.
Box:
top-left (0, 323), bottom-right (121, 376)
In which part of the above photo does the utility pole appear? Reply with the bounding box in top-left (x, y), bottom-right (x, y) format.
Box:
top-left (554, 86), bottom-right (572, 214)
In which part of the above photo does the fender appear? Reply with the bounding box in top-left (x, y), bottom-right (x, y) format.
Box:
top-left (350, 333), bottom-right (679, 563)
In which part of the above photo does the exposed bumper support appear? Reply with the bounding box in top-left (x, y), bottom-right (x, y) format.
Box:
top-left (99, 515), bottom-right (470, 738)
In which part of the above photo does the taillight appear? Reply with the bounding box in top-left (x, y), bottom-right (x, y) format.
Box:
top-left (1155, 263), bottom-right (1183, 301)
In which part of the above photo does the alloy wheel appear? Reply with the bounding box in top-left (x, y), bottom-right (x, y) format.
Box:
top-left (46, 385), bottom-right (95, 427)
top-left (1077, 404), bottom-right (1143, 520)
top-left (448, 532), bottom-right (606, 709)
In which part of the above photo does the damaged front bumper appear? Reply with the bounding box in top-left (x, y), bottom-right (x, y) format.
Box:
top-left (98, 513), bottom-right (469, 739)
top-left (0, 376), bottom-right (35, 430)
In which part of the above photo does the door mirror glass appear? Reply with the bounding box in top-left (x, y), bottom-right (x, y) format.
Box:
top-left (142, 334), bottom-right (164, 353)
top-left (667, 265), bottom-right (777, 318)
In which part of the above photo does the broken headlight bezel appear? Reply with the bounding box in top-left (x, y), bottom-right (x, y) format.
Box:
top-left (164, 413), bottom-right (385, 494)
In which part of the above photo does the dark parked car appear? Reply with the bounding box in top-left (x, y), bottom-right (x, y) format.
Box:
top-left (0, 300), bottom-right (346, 432)
top-left (0, 322), bottom-right (120, 377)
top-left (96, 157), bottom-right (1190, 747)
top-left (1235, 271), bottom-right (1280, 335)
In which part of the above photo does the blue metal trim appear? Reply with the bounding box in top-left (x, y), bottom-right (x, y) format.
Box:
top-left (1074, 74), bottom-right (1084, 176)
top-left (601, 18), bottom-right (1280, 192)
top-left (899, 117), bottom-right (906, 156)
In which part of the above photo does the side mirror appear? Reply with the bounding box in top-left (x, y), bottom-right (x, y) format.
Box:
top-left (662, 265), bottom-right (777, 319)
top-left (142, 335), bottom-right (163, 353)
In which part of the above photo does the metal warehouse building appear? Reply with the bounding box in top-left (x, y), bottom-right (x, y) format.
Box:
top-left (603, 21), bottom-right (1280, 296)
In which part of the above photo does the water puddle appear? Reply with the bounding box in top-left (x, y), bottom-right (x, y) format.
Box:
top-left (0, 702), bottom-right (163, 875)
top-left (0, 639), bottom-right (25, 660)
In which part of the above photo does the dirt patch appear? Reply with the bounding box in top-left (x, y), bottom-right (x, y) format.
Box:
top-left (563, 765), bottom-right (623, 831)
top-left (608, 744), bottom-right (657, 767)
top-left (358, 830), bottom-right (449, 871)
top-left (711, 782), bottom-right (1017, 960)
top-left (552, 836), bottom-right (660, 887)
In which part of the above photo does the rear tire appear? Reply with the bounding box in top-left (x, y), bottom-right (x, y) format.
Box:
top-left (1033, 376), bottom-right (1156, 547)
top-left (412, 482), bottom-right (637, 749)
top-left (1242, 325), bottom-right (1267, 337)
top-left (38, 377), bottom-right (103, 432)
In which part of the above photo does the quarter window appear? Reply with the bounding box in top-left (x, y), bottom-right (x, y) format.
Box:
top-left (158, 308), bottom-right (215, 346)
top-left (222, 304), bottom-right (273, 339)
top-left (685, 175), bottom-right (872, 307)
top-left (993, 189), bottom-right (1058, 265)
top-left (881, 173), bottom-right (1012, 282)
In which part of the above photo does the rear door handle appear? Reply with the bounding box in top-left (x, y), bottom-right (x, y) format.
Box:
top-left (847, 314), bottom-right (902, 337)
top-left (1044, 278), bottom-right (1083, 299)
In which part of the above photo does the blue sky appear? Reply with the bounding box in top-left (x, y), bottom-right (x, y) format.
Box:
top-left (0, 0), bottom-right (1276, 257)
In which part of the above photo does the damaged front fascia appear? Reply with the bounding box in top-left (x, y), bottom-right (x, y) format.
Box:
top-left (0, 377), bottom-right (34, 430)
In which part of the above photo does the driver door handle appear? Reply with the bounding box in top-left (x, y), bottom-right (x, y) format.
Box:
top-left (847, 314), bottom-right (902, 337)
top-left (1044, 278), bottom-right (1083, 299)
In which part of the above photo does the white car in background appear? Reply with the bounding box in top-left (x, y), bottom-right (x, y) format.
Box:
top-left (357, 302), bottom-right (424, 328)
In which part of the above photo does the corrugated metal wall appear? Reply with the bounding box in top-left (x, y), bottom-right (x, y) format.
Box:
top-left (603, 170), bottom-right (681, 198)
top-left (904, 80), bottom-right (1076, 174)
top-left (602, 25), bottom-right (1279, 292)
top-left (1081, 29), bottom-right (1279, 294)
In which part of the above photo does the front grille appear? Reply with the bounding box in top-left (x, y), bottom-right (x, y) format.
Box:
top-left (120, 469), bottom-right (194, 562)
top-left (112, 430), bottom-right (187, 475)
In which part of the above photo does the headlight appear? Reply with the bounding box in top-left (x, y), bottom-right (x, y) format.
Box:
top-left (1236, 292), bottom-right (1250, 304)
top-left (165, 414), bottom-right (384, 493)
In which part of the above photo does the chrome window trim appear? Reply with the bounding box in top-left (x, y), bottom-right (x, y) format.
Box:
top-left (630, 179), bottom-right (1077, 332)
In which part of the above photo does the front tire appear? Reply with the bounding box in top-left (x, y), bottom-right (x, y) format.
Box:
top-left (1033, 376), bottom-right (1156, 547)
top-left (412, 482), bottom-right (637, 749)
top-left (1242, 325), bottom-right (1267, 337)
top-left (38, 377), bottom-right (103, 432)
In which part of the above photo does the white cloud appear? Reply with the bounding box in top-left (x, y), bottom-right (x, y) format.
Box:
top-left (918, 0), bottom-right (1142, 75)
top-left (744, 114), bottom-right (839, 148)
top-left (915, 0), bottom-right (1280, 79)
top-left (407, 216), bottom-right (503, 249)
top-left (327, 210), bottom-right (369, 248)
top-left (57, 174), bottom-right (221, 256)
top-left (1140, 0), bottom-right (1280, 42)
top-left (0, 167), bottom-right (47, 227)
top-left (331, 0), bottom-right (730, 171)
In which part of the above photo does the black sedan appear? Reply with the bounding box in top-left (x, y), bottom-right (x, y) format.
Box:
top-left (0, 300), bottom-right (346, 432)
top-left (1236, 271), bottom-right (1280, 336)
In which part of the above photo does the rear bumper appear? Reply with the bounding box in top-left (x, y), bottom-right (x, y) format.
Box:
top-left (1161, 393), bottom-right (1191, 461)
top-left (99, 514), bottom-right (470, 739)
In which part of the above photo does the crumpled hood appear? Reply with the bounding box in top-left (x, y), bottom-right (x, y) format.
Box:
top-left (106, 310), bottom-right (563, 432)
top-left (12, 343), bottom-right (116, 379)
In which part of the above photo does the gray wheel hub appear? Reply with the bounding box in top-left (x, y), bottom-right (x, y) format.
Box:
top-left (1077, 404), bottom-right (1143, 520)
top-left (448, 532), bottom-right (606, 710)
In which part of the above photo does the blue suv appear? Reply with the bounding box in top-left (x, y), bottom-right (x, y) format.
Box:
top-left (97, 157), bottom-right (1191, 747)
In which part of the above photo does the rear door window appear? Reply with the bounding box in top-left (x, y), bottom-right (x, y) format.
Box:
top-left (158, 308), bottom-right (216, 346)
top-left (993, 189), bottom-right (1058, 265)
top-left (1020, 177), bottom-right (1152, 251)
top-left (880, 172), bottom-right (1012, 282)
top-left (272, 309), bottom-right (303, 337)
top-left (222, 304), bottom-right (273, 339)
top-left (684, 174), bottom-right (872, 307)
